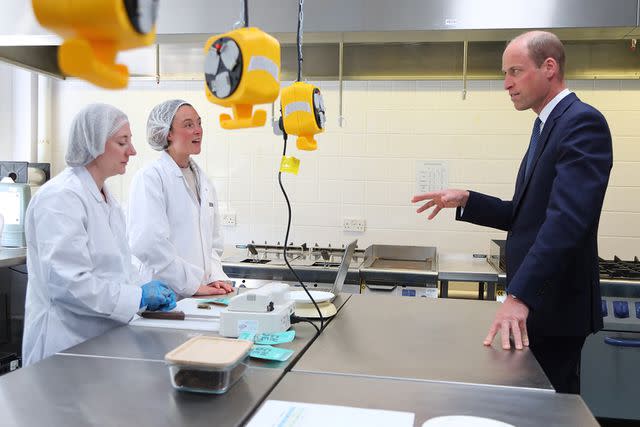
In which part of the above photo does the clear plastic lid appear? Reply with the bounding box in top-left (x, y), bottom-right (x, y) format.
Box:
top-left (165, 336), bottom-right (252, 368)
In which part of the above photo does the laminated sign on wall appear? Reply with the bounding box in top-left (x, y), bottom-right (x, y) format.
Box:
top-left (415, 161), bottom-right (448, 193)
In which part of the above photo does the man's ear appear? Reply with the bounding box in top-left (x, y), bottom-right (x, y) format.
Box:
top-left (544, 57), bottom-right (559, 79)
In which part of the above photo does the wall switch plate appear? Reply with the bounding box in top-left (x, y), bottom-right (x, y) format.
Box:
top-left (343, 218), bottom-right (366, 232)
top-left (222, 212), bottom-right (237, 226)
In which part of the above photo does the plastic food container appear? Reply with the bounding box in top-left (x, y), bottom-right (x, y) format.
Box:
top-left (165, 336), bottom-right (253, 394)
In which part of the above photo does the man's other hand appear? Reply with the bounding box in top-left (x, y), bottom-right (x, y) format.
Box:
top-left (484, 295), bottom-right (530, 350)
top-left (411, 189), bottom-right (470, 220)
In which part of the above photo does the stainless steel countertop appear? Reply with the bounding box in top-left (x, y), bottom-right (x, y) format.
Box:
top-left (0, 247), bottom-right (26, 268)
top-left (60, 294), bottom-right (351, 370)
top-left (294, 294), bottom-right (553, 391)
top-left (0, 354), bottom-right (281, 427)
top-left (437, 252), bottom-right (499, 282)
top-left (59, 321), bottom-right (315, 370)
top-left (1, 292), bottom-right (596, 426)
top-left (259, 371), bottom-right (597, 427)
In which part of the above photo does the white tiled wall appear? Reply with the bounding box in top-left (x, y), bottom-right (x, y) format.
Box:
top-left (0, 64), bottom-right (13, 160)
top-left (0, 65), bottom-right (41, 163)
top-left (48, 78), bottom-right (640, 258)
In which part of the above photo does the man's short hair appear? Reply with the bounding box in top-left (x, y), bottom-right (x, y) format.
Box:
top-left (526, 32), bottom-right (566, 80)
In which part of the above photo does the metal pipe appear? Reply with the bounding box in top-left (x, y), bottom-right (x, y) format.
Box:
top-left (37, 74), bottom-right (51, 163)
top-left (29, 73), bottom-right (38, 163)
top-left (155, 43), bottom-right (160, 85)
top-left (462, 40), bottom-right (468, 100)
top-left (338, 39), bottom-right (344, 127)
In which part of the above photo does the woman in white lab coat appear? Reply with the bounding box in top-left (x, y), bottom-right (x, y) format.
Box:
top-left (22, 103), bottom-right (177, 366)
top-left (128, 100), bottom-right (233, 297)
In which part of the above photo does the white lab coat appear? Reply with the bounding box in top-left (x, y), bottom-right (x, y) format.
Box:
top-left (128, 151), bottom-right (227, 297)
top-left (22, 167), bottom-right (142, 366)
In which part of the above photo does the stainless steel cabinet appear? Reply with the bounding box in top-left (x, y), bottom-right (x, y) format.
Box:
top-left (581, 330), bottom-right (640, 421)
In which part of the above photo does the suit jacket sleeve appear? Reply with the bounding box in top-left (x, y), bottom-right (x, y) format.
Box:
top-left (456, 191), bottom-right (513, 232)
top-left (505, 109), bottom-right (612, 309)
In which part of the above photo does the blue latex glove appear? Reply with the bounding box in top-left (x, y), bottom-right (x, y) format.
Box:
top-left (140, 281), bottom-right (177, 312)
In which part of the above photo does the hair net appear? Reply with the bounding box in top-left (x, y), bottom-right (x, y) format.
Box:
top-left (146, 99), bottom-right (190, 151)
top-left (65, 103), bottom-right (129, 167)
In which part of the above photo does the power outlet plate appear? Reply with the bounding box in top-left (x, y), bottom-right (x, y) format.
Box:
top-left (343, 217), bottom-right (366, 232)
top-left (222, 212), bottom-right (237, 227)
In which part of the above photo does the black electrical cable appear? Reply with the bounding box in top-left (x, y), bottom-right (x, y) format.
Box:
top-left (290, 315), bottom-right (320, 334)
top-left (296, 0), bottom-right (303, 82)
top-left (8, 266), bottom-right (27, 275)
top-left (278, 132), bottom-right (324, 332)
top-left (243, 0), bottom-right (249, 27)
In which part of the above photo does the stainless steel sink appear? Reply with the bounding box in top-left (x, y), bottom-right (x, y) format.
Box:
top-left (369, 258), bottom-right (433, 271)
top-left (360, 244), bottom-right (438, 285)
top-left (311, 261), bottom-right (342, 268)
top-left (239, 258), bottom-right (271, 264)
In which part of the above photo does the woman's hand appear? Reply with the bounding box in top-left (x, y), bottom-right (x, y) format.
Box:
top-left (194, 281), bottom-right (234, 296)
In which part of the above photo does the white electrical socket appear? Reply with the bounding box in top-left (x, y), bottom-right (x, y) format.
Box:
top-left (221, 212), bottom-right (237, 227)
top-left (343, 217), bottom-right (366, 232)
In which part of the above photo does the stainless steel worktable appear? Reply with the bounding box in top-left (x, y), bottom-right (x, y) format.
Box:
top-left (256, 371), bottom-right (597, 426)
top-left (59, 294), bottom-right (351, 370)
top-left (294, 294), bottom-right (553, 390)
top-left (437, 252), bottom-right (499, 299)
top-left (59, 322), bottom-right (315, 370)
top-left (0, 354), bottom-right (281, 427)
top-left (0, 247), bottom-right (26, 268)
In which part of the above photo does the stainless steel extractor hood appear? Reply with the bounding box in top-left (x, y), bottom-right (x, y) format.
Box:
top-left (1, 0), bottom-right (638, 80)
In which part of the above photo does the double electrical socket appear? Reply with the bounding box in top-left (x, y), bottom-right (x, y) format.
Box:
top-left (343, 217), bottom-right (366, 232)
top-left (221, 212), bottom-right (237, 226)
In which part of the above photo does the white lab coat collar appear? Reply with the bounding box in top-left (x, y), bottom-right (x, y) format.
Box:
top-left (158, 150), bottom-right (202, 177)
top-left (159, 150), bottom-right (184, 177)
top-left (158, 151), bottom-right (204, 206)
top-left (72, 166), bottom-right (112, 204)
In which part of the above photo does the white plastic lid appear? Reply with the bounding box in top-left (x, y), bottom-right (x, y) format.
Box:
top-left (165, 336), bottom-right (252, 368)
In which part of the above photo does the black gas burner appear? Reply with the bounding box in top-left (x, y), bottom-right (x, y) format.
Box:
top-left (309, 244), bottom-right (365, 261)
top-left (599, 256), bottom-right (640, 281)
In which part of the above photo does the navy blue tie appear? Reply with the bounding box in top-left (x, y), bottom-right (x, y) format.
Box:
top-left (525, 117), bottom-right (542, 177)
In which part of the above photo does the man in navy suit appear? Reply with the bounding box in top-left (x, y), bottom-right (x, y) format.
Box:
top-left (412, 31), bottom-right (612, 394)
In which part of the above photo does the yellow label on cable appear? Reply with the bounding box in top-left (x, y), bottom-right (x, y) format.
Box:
top-left (32, 0), bottom-right (159, 89)
top-left (280, 156), bottom-right (300, 175)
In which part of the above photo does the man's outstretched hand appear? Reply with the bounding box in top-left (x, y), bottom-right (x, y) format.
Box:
top-left (411, 189), bottom-right (470, 220)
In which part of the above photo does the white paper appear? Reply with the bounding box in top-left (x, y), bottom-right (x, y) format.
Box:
top-left (246, 400), bottom-right (415, 427)
top-left (0, 191), bottom-right (21, 225)
top-left (415, 160), bottom-right (448, 194)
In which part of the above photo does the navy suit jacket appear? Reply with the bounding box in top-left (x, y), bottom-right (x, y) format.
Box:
top-left (457, 93), bottom-right (612, 338)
